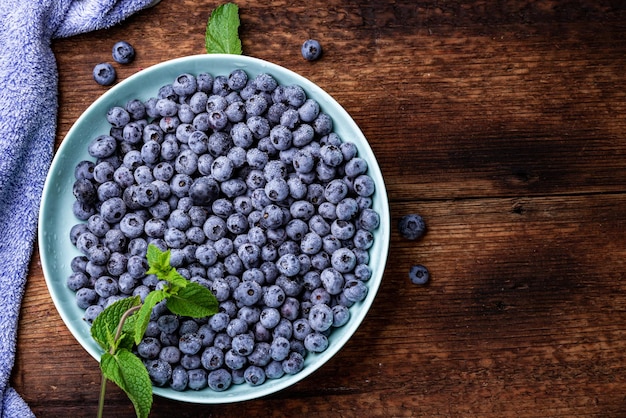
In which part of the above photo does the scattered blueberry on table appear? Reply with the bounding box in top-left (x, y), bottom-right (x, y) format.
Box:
top-left (409, 264), bottom-right (430, 285)
top-left (301, 39), bottom-right (322, 61)
top-left (112, 40), bottom-right (135, 64)
top-left (398, 213), bottom-right (426, 241)
top-left (92, 62), bottom-right (116, 86)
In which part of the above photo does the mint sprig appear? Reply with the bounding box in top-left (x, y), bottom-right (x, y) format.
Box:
top-left (92, 244), bottom-right (219, 418)
top-left (205, 3), bottom-right (242, 54)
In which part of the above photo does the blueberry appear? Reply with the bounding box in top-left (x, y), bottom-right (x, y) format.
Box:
top-left (231, 333), bottom-right (255, 357)
top-left (353, 174), bottom-right (376, 197)
top-left (276, 253), bottom-right (301, 277)
top-left (187, 368), bottom-right (208, 390)
top-left (282, 351), bottom-right (305, 375)
top-left (246, 115), bottom-right (270, 139)
top-left (75, 231), bottom-right (99, 255)
top-left (88, 135), bottom-right (117, 159)
top-left (269, 125), bottom-right (293, 151)
top-left (265, 178), bottom-right (289, 202)
top-left (358, 208), bottom-right (380, 232)
top-left (106, 106), bottom-right (130, 128)
top-left (234, 280), bottom-right (262, 306)
top-left (75, 287), bottom-right (98, 309)
top-left (343, 279), bottom-right (368, 302)
top-left (93, 63), bottom-right (116, 86)
top-left (320, 268), bottom-right (344, 295)
top-left (93, 160), bottom-right (115, 183)
top-left (83, 304), bottom-right (103, 324)
top-left (323, 179), bottom-right (348, 205)
top-left (170, 365), bottom-right (189, 391)
top-left (193, 246), bottom-right (216, 269)
top-left (331, 247), bottom-right (357, 273)
top-left (209, 311), bottom-right (230, 332)
top-left (292, 318), bottom-right (313, 341)
top-left (112, 41), bottom-right (135, 64)
top-left (172, 73), bottom-right (197, 96)
top-left (226, 318), bottom-right (249, 338)
top-left (156, 98), bottom-right (179, 117)
top-left (94, 275), bottom-right (118, 298)
top-left (310, 287), bottom-right (331, 306)
top-left (157, 314), bottom-right (179, 334)
top-left (301, 39), bottom-right (322, 61)
top-left (208, 369), bottom-right (232, 392)
top-left (278, 297), bottom-right (299, 321)
top-left (196, 72), bottom-right (214, 93)
top-left (308, 303), bottom-right (334, 332)
top-left (225, 349), bottom-right (247, 371)
top-left (409, 264), bottom-right (430, 285)
top-left (298, 98), bottom-right (320, 122)
top-left (264, 360), bottom-right (285, 380)
top-left (73, 179), bottom-right (97, 205)
top-left (188, 177), bottom-right (219, 206)
top-left (244, 365), bottom-right (266, 386)
top-left (398, 214), bottom-right (426, 240)
top-left (201, 346), bottom-right (225, 371)
top-left (313, 113), bottom-right (333, 136)
top-left (74, 160), bottom-right (95, 181)
top-left (304, 332), bottom-right (329, 353)
top-left (137, 336), bottom-right (161, 360)
top-left (159, 346), bottom-right (181, 364)
top-left (332, 304), bottom-right (351, 327)
top-left (292, 123), bottom-right (315, 147)
top-left (67, 271), bottom-right (89, 291)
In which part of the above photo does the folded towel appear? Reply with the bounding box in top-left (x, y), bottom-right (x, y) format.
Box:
top-left (0, 1), bottom-right (160, 416)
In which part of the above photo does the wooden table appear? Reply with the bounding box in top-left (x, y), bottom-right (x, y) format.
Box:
top-left (13, 1), bottom-right (626, 416)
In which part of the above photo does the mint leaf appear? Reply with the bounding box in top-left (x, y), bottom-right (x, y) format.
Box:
top-left (145, 244), bottom-right (173, 278)
top-left (166, 281), bottom-right (219, 318)
top-left (134, 289), bottom-right (168, 344)
top-left (91, 296), bottom-right (141, 352)
top-left (205, 3), bottom-right (242, 54)
top-left (145, 244), bottom-right (188, 288)
top-left (101, 350), bottom-right (153, 418)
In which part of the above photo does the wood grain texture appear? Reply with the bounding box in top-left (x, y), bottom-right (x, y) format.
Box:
top-left (13, 1), bottom-right (626, 417)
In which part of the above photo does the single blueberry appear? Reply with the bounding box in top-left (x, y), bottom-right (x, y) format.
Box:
top-left (112, 41), bottom-right (135, 64)
top-left (409, 264), bottom-right (430, 285)
top-left (301, 39), bottom-right (322, 61)
top-left (93, 63), bottom-right (116, 86)
top-left (398, 213), bottom-right (427, 240)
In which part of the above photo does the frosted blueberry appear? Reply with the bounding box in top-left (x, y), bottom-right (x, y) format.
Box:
top-left (244, 365), bottom-right (266, 386)
top-left (170, 366), bottom-right (189, 391)
top-left (265, 360), bottom-right (285, 379)
top-left (208, 369), bottom-right (232, 392)
top-left (282, 352), bottom-right (305, 375)
top-left (320, 267), bottom-right (344, 295)
top-left (301, 39), bottom-right (322, 61)
top-left (398, 213), bottom-right (426, 240)
top-left (343, 279), bottom-right (368, 302)
top-left (112, 41), bottom-right (135, 64)
top-left (187, 368), bottom-right (208, 390)
top-left (304, 332), bottom-right (329, 353)
top-left (137, 337), bottom-right (161, 360)
top-left (88, 135), bottom-right (117, 158)
top-left (172, 73), bottom-right (197, 96)
top-left (93, 63), bottom-right (116, 86)
top-left (409, 264), bottom-right (430, 285)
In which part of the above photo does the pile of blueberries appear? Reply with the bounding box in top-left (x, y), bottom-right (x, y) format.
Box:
top-left (68, 68), bottom-right (380, 391)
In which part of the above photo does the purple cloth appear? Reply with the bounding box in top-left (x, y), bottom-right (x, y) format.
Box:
top-left (0, 1), bottom-right (160, 416)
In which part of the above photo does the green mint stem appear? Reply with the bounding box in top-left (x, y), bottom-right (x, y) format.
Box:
top-left (97, 304), bottom-right (142, 418)
top-left (97, 373), bottom-right (107, 418)
top-left (114, 305), bottom-right (141, 347)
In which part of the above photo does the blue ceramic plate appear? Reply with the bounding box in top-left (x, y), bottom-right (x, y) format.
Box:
top-left (39, 54), bottom-right (390, 403)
